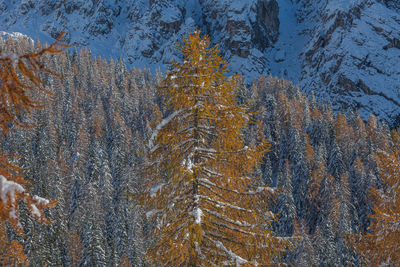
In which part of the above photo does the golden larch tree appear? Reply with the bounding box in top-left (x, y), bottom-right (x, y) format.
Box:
top-left (143, 31), bottom-right (284, 266)
top-left (0, 33), bottom-right (65, 265)
top-left (354, 129), bottom-right (400, 265)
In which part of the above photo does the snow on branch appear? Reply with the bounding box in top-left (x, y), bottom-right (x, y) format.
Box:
top-left (0, 175), bottom-right (25, 206)
top-left (150, 183), bottom-right (165, 198)
top-left (199, 177), bottom-right (274, 196)
top-left (0, 174), bottom-right (53, 229)
top-left (203, 208), bottom-right (252, 228)
top-left (199, 195), bottom-right (253, 212)
top-left (32, 195), bottom-right (50, 205)
top-left (213, 238), bottom-right (248, 266)
top-left (191, 207), bottom-right (203, 224)
top-left (148, 109), bottom-right (183, 150)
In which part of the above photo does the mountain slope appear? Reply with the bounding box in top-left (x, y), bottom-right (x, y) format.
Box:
top-left (0, 0), bottom-right (399, 122)
top-left (296, 0), bottom-right (400, 122)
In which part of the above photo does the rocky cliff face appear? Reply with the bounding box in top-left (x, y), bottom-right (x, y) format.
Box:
top-left (0, 0), bottom-right (399, 122)
top-left (296, 0), bottom-right (400, 123)
top-left (0, 0), bottom-right (280, 76)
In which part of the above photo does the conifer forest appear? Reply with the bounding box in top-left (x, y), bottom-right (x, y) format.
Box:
top-left (0, 28), bottom-right (400, 266)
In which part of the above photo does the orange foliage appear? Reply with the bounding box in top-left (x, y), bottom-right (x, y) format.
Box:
top-left (0, 221), bottom-right (28, 266)
top-left (354, 142), bottom-right (400, 265)
top-left (311, 108), bottom-right (322, 121)
top-left (334, 112), bottom-right (354, 146)
top-left (0, 32), bottom-right (67, 133)
top-left (392, 129), bottom-right (400, 148)
top-left (143, 31), bottom-right (286, 266)
top-left (0, 155), bottom-right (56, 231)
top-left (277, 91), bottom-right (290, 123)
top-left (119, 255), bottom-right (132, 267)
top-left (304, 134), bottom-right (315, 167)
top-left (0, 33), bottom-right (65, 263)
top-left (309, 162), bottom-right (327, 206)
top-left (67, 230), bottom-right (82, 267)
top-left (353, 157), bottom-right (365, 177)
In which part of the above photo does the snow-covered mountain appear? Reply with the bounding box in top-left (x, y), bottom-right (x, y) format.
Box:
top-left (0, 0), bottom-right (399, 122)
top-left (296, 0), bottom-right (400, 122)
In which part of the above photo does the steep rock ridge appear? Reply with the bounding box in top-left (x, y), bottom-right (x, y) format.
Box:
top-left (379, 0), bottom-right (400, 10)
top-left (199, 0), bottom-right (279, 78)
top-left (0, 0), bottom-right (124, 48)
top-left (296, 0), bottom-right (400, 123)
top-left (0, 0), bottom-right (279, 75)
top-left (122, 0), bottom-right (193, 67)
top-left (124, 0), bottom-right (280, 75)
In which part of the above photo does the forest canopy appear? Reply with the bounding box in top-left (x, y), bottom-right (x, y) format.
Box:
top-left (0, 31), bottom-right (398, 266)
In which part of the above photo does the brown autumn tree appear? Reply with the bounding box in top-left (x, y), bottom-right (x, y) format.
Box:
top-left (143, 31), bottom-right (285, 266)
top-left (0, 33), bottom-right (66, 265)
top-left (0, 220), bottom-right (28, 266)
top-left (66, 230), bottom-right (83, 267)
top-left (354, 129), bottom-right (400, 265)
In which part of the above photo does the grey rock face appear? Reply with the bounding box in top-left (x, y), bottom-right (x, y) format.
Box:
top-left (0, 0), bottom-right (279, 75)
top-left (0, 0), bottom-right (399, 122)
top-left (200, 0), bottom-right (279, 58)
top-left (379, 0), bottom-right (400, 10)
top-left (254, 0), bottom-right (279, 47)
top-left (297, 0), bottom-right (400, 123)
